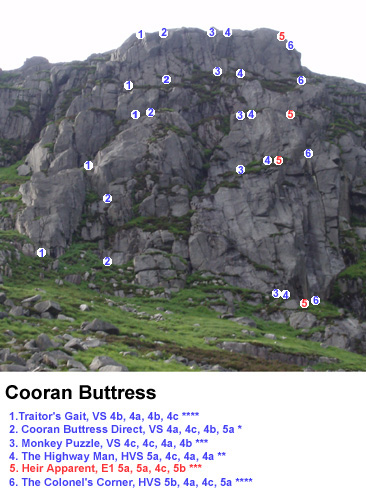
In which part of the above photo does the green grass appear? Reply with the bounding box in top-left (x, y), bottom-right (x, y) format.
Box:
top-left (122, 213), bottom-right (192, 239)
top-left (9, 100), bottom-right (31, 119)
top-left (260, 80), bottom-right (296, 93)
top-left (337, 251), bottom-right (366, 280)
top-left (211, 180), bottom-right (240, 194)
top-left (42, 143), bottom-right (54, 152)
top-left (327, 113), bottom-right (359, 139)
top-left (0, 139), bottom-right (22, 158)
top-left (0, 158), bottom-right (30, 186)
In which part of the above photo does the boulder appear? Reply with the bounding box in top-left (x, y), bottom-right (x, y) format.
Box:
top-left (9, 306), bottom-right (27, 317)
top-left (64, 338), bottom-right (84, 351)
top-left (57, 314), bottom-right (75, 322)
top-left (21, 294), bottom-right (41, 307)
top-left (83, 319), bottom-right (119, 335)
top-left (34, 300), bottom-right (61, 316)
top-left (35, 333), bottom-right (54, 351)
top-left (17, 163), bottom-right (31, 176)
top-left (89, 355), bottom-right (128, 371)
top-left (289, 312), bottom-right (317, 329)
top-left (66, 359), bottom-right (87, 371)
top-left (99, 365), bottom-right (129, 372)
top-left (0, 364), bottom-right (29, 371)
top-left (65, 274), bottom-right (82, 284)
top-left (323, 318), bottom-right (366, 352)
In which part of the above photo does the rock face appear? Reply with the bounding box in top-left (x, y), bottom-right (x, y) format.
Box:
top-left (1, 27), bottom-right (366, 300)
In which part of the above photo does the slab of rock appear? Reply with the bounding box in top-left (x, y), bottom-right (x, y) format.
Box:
top-left (219, 341), bottom-right (317, 367)
top-left (89, 356), bottom-right (128, 371)
top-left (323, 318), bottom-right (366, 352)
top-left (81, 338), bottom-right (102, 349)
top-left (21, 294), bottom-right (41, 306)
top-left (0, 364), bottom-right (29, 371)
top-left (229, 317), bottom-right (257, 328)
top-left (66, 359), bottom-right (87, 371)
top-left (41, 312), bottom-right (53, 319)
top-left (289, 312), bottom-right (317, 329)
top-left (65, 274), bottom-right (82, 284)
top-left (34, 300), bottom-right (61, 316)
top-left (17, 163), bottom-right (31, 176)
top-left (114, 290), bottom-right (125, 298)
top-left (64, 338), bottom-right (84, 351)
top-left (269, 311), bottom-right (286, 323)
top-left (79, 304), bottom-right (90, 311)
top-left (0, 348), bottom-right (26, 365)
top-left (9, 306), bottom-right (27, 317)
top-left (57, 314), bottom-right (75, 322)
top-left (42, 354), bottom-right (58, 368)
top-left (83, 319), bottom-right (119, 335)
top-left (0, 292), bottom-right (6, 304)
top-left (283, 299), bottom-right (298, 310)
top-left (99, 365), bottom-right (129, 372)
top-left (35, 333), bottom-right (54, 351)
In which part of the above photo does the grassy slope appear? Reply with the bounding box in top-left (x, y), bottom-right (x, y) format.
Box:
top-left (1, 238), bottom-right (366, 371)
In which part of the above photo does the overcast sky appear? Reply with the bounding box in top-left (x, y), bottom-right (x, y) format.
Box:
top-left (1, 0), bottom-right (365, 85)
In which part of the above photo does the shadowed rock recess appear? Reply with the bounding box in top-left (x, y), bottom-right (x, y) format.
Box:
top-left (1, 27), bottom-right (366, 371)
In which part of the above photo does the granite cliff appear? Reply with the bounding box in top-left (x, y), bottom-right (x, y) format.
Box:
top-left (1, 27), bottom-right (366, 371)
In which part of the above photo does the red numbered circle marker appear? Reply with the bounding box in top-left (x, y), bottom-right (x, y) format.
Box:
top-left (286, 110), bottom-right (295, 119)
top-left (300, 299), bottom-right (309, 309)
top-left (277, 31), bottom-right (285, 41)
top-left (274, 156), bottom-right (283, 165)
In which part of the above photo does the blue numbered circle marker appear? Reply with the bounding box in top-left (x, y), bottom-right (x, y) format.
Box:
top-left (223, 28), bottom-right (232, 37)
top-left (207, 27), bottom-right (216, 37)
top-left (272, 289), bottom-right (281, 298)
top-left (103, 257), bottom-right (112, 266)
top-left (286, 40), bottom-right (294, 50)
top-left (297, 76), bottom-right (306, 85)
top-left (311, 295), bottom-right (320, 305)
top-left (213, 67), bottom-right (222, 76)
top-left (281, 289), bottom-right (290, 299)
top-left (236, 111), bottom-right (245, 120)
top-left (236, 69), bottom-right (245, 78)
top-left (124, 81), bottom-right (133, 91)
top-left (304, 148), bottom-right (313, 158)
top-left (146, 108), bottom-right (155, 117)
top-left (84, 160), bottom-right (93, 170)
top-left (131, 110), bottom-right (140, 119)
top-left (37, 248), bottom-right (46, 258)
top-left (162, 75), bottom-right (171, 84)
top-left (247, 110), bottom-right (256, 119)
top-left (159, 28), bottom-right (168, 38)
top-left (236, 165), bottom-right (245, 175)
top-left (263, 156), bottom-right (272, 165)
top-left (136, 30), bottom-right (145, 39)
top-left (103, 194), bottom-right (112, 204)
